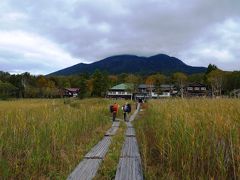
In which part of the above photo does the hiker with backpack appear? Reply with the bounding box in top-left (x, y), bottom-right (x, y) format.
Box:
top-left (110, 102), bottom-right (119, 122)
top-left (122, 102), bottom-right (131, 121)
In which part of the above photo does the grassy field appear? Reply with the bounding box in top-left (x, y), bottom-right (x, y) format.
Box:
top-left (135, 99), bottom-right (240, 180)
top-left (0, 98), bottom-right (126, 179)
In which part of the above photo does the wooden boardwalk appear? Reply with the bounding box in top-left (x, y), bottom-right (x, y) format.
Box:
top-left (112, 121), bottom-right (120, 127)
top-left (68, 159), bottom-right (102, 180)
top-left (68, 104), bottom-right (143, 180)
top-left (68, 121), bottom-right (119, 180)
top-left (105, 126), bottom-right (119, 136)
top-left (85, 137), bottom-right (112, 159)
top-left (115, 104), bottom-right (143, 180)
top-left (115, 157), bottom-right (143, 180)
top-left (126, 121), bottom-right (133, 128)
top-left (125, 127), bottom-right (136, 137)
top-left (121, 137), bottom-right (140, 158)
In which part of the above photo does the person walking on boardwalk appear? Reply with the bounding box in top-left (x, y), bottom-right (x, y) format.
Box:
top-left (110, 102), bottom-right (119, 122)
top-left (122, 102), bottom-right (131, 121)
top-left (122, 102), bottom-right (128, 121)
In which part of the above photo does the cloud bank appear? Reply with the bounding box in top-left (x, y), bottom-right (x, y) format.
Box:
top-left (0, 0), bottom-right (240, 74)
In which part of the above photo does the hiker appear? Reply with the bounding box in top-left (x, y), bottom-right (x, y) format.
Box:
top-left (122, 103), bottom-right (131, 121)
top-left (138, 98), bottom-right (143, 103)
top-left (122, 103), bottom-right (128, 121)
top-left (110, 102), bottom-right (119, 121)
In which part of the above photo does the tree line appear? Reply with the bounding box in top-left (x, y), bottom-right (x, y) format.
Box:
top-left (1, 64), bottom-right (240, 99)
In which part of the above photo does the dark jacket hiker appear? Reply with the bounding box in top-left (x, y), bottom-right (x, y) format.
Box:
top-left (122, 103), bottom-right (131, 121)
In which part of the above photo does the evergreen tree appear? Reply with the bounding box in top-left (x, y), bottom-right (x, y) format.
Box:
top-left (78, 77), bottom-right (88, 99)
top-left (91, 70), bottom-right (109, 97)
top-left (206, 64), bottom-right (218, 75)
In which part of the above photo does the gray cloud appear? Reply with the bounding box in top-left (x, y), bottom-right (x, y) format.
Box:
top-left (0, 0), bottom-right (240, 74)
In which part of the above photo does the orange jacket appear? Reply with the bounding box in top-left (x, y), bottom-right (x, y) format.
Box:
top-left (113, 104), bottom-right (118, 113)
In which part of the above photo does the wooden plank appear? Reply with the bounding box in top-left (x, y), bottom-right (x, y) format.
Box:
top-left (115, 157), bottom-right (143, 180)
top-left (105, 126), bottom-right (118, 136)
top-left (129, 104), bottom-right (140, 121)
top-left (112, 121), bottom-right (120, 127)
top-left (125, 127), bottom-right (136, 137)
top-left (121, 137), bottom-right (140, 158)
top-left (85, 137), bottom-right (112, 159)
top-left (126, 121), bottom-right (133, 128)
top-left (67, 159), bottom-right (102, 180)
top-left (115, 118), bottom-right (121, 121)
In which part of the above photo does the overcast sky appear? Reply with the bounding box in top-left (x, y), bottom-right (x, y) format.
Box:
top-left (0, 0), bottom-right (240, 75)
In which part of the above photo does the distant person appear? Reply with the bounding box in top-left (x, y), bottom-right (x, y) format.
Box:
top-left (122, 102), bottom-right (131, 121)
top-left (110, 102), bottom-right (119, 122)
top-left (122, 103), bottom-right (128, 121)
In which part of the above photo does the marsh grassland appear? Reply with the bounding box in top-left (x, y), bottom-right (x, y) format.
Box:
top-left (0, 98), bottom-right (122, 179)
top-left (136, 99), bottom-right (240, 179)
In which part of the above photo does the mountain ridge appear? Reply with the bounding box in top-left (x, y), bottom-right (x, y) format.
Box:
top-left (48, 54), bottom-right (206, 76)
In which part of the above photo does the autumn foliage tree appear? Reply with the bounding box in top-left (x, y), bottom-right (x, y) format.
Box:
top-left (173, 72), bottom-right (187, 98)
top-left (207, 69), bottom-right (225, 97)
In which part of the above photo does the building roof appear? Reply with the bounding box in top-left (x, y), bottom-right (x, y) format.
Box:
top-left (138, 84), bottom-right (175, 89)
top-left (160, 84), bottom-right (175, 88)
top-left (138, 84), bottom-right (155, 89)
top-left (187, 82), bottom-right (206, 87)
top-left (110, 83), bottom-right (134, 90)
top-left (64, 88), bottom-right (80, 92)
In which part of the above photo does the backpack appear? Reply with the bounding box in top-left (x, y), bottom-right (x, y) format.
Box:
top-left (127, 104), bottom-right (131, 113)
top-left (113, 104), bottom-right (118, 112)
top-left (110, 105), bottom-right (114, 113)
top-left (123, 105), bottom-right (128, 112)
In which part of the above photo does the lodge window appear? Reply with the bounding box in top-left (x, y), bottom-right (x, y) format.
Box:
top-left (187, 87), bottom-right (193, 91)
top-left (201, 87), bottom-right (206, 90)
top-left (194, 87), bottom-right (200, 91)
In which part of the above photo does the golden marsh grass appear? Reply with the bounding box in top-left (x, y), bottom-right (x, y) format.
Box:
top-left (0, 98), bottom-right (125, 179)
top-left (136, 99), bottom-right (240, 179)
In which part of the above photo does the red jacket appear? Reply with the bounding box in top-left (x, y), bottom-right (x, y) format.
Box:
top-left (113, 104), bottom-right (118, 112)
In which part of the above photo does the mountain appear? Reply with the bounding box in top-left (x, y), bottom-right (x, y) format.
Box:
top-left (48, 54), bottom-right (206, 76)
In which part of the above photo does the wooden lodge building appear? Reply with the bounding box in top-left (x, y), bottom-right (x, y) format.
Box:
top-left (106, 83), bottom-right (134, 99)
top-left (185, 82), bottom-right (207, 97)
top-left (63, 88), bottom-right (80, 97)
top-left (134, 84), bottom-right (154, 99)
top-left (159, 84), bottom-right (178, 97)
top-left (134, 84), bottom-right (179, 99)
top-left (107, 82), bottom-right (208, 99)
